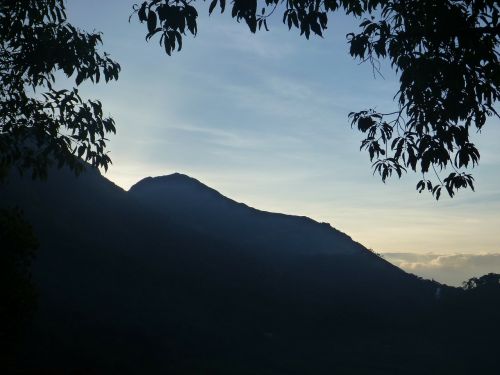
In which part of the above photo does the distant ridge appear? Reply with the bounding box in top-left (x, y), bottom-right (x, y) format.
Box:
top-left (130, 172), bottom-right (329, 223)
top-left (129, 173), bottom-right (365, 257)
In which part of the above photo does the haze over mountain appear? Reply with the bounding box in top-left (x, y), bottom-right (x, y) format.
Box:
top-left (1, 168), bottom-right (498, 374)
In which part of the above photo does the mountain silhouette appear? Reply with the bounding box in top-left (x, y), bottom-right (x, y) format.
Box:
top-left (1, 168), bottom-right (495, 374)
top-left (130, 173), bottom-right (365, 256)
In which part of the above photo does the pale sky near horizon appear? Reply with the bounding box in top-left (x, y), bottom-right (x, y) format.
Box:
top-left (65, 0), bottom-right (500, 256)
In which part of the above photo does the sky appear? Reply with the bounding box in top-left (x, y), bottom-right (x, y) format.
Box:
top-left (64, 1), bottom-right (500, 279)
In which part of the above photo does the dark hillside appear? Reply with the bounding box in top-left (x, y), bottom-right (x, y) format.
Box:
top-left (1, 169), bottom-right (495, 374)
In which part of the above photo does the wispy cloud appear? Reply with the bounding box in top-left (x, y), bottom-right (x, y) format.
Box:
top-left (208, 23), bottom-right (296, 59)
top-left (383, 253), bottom-right (500, 286)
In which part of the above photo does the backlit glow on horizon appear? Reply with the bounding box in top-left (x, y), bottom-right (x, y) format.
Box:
top-left (66, 0), bottom-right (500, 255)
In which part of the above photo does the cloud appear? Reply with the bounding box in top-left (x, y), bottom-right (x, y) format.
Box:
top-left (211, 23), bottom-right (295, 60)
top-left (382, 253), bottom-right (500, 287)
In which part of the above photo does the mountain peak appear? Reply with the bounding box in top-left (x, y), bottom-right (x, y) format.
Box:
top-left (128, 173), bottom-right (229, 206)
top-left (129, 173), bottom-right (208, 192)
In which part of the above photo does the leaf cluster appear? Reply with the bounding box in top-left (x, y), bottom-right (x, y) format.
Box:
top-left (132, 0), bottom-right (199, 55)
top-left (348, 0), bottom-right (498, 198)
top-left (1, 0), bottom-right (121, 180)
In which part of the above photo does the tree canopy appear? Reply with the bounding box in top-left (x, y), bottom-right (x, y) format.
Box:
top-left (0, 207), bottom-right (38, 365)
top-left (0, 0), bottom-right (120, 180)
top-left (133, 0), bottom-right (499, 199)
top-left (463, 273), bottom-right (500, 291)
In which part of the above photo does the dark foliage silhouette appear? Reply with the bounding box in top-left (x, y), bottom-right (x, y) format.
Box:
top-left (459, 273), bottom-right (500, 321)
top-left (463, 272), bottom-right (500, 291)
top-left (0, 0), bottom-right (120, 181)
top-left (0, 207), bottom-right (38, 371)
top-left (133, 0), bottom-right (499, 198)
top-left (1, 5), bottom-right (118, 370)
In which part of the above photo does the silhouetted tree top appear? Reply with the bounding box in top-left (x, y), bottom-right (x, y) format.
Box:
top-left (460, 273), bottom-right (500, 315)
top-left (133, 0), bottom-right (499, 199)
top-left (463, 273), bottom-right (500, 291)
top-left (0, 0), bottom-right (120, 180)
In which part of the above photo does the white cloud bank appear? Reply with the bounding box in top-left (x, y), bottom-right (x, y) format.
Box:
top-left (382, 253), bottom-right (500, 287)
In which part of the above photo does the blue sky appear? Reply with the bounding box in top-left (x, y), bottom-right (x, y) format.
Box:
top-left (65, 0), bottom-right (500, 256)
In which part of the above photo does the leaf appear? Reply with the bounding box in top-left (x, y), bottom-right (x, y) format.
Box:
top-left (310, 18), bottom-right (322, 37)
top-left (138, 2), bottom-right (147, 22)
top-left (246, 16), bottom-right (257, 33)
top-left (291, 12), bottom-right (298, 28)
top-left (147, 10), bottom-right (157, 33)
top-left (75, 72), bottom-right (84, 86)
top-left (175, 31), bottom-right (182, 51)
top-left (164, 35), bottom-right (172, 55)
top-left (416, 180), bottom-right (425, 193)
top-left (209, 0), bottom-right (218, 15)
top-left (77, 145), bottom-right (85, 157)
